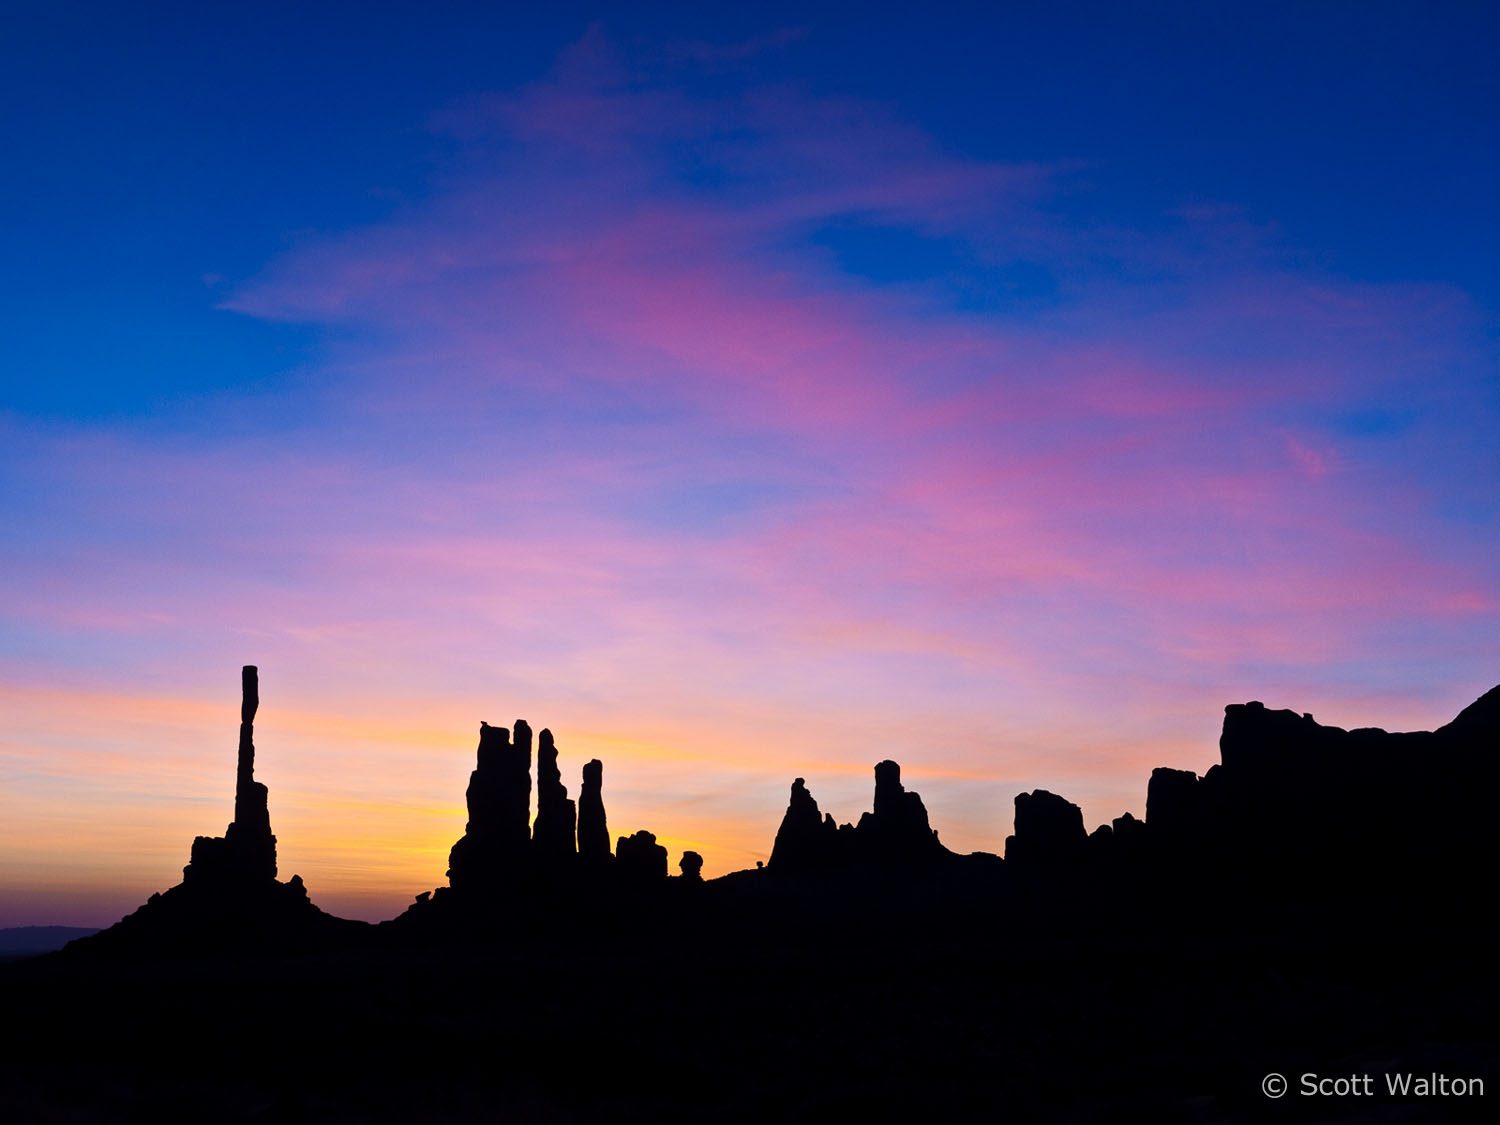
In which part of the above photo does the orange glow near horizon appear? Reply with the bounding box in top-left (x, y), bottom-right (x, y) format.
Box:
top-left (4, 670), bottom-right (1487, 927)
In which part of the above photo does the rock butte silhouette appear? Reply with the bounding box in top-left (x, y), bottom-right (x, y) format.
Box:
top-left (63, 666), bottom-right (1500, 956)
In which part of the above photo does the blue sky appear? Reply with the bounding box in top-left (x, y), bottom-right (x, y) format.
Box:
top-left (6, 2), bottom-right (1497, 417)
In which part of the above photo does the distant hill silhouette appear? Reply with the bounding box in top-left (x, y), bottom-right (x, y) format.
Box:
top-left (0, 926), bottom-right (100, 957)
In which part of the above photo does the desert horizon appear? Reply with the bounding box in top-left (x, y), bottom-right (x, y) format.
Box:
top-left (7, 664), bottom-right (1495, 930)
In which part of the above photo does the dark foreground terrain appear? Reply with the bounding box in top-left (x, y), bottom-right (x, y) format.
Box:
top-left (2, 886), bottom-right (1494, 1124)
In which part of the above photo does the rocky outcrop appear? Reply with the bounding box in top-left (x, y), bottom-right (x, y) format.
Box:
top-left (578, 758), bottom-right (610, 866)
top-left (679, 851), bottom-right (704, 881)
top-left (1144, 767), bottom-right (1200, 841)
top-left (446, 721), bottom-right (533, 891)
top-left (768, 778), bottom-right (838, 872)
top-left (1086, 823), bottom-right (1113, 858)
top-left (1060, 686), bottom-right (1500, 893)
top-left (1110, 811), bottom-right (1147, 860)
top-left (1004, 789), bottom-right (1086, 866)
top-left (764, 762), bottom-right (950, 875)
top-left (1206, 695), bottom-right (1497, 882)
top-left (853, 760), bottom-right (947, 863)
top-left (616, 830), bottom-right (668, 882)
top-left (1436, 682), bottom-right (1500, 742)
top-left (532, 728), bottom-right (577, 865)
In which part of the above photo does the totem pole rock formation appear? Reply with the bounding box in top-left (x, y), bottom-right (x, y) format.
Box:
top-left (70, 665), bottom-right (360, 957)
top-left (184, 665), bottom-right (278, 884)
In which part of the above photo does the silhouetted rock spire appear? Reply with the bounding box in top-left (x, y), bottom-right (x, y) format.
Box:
top-left (76, 665), bottom-right (360, 957)
top-left (769, 777), bottom-right (838, 872)
top-left (227, 665), bottom-right (276, 879)
top-left (533, 728), bottom-right (577, 864)
top-left (854, 760), bottom-right (947, 863)
top-left (578, 758), bottom-right (610, 866)
top-left (184, 665), bottom-right (277, 884)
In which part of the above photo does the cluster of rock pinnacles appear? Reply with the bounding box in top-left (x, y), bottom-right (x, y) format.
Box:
top-left (74, 664), bottom-right (1500, 953)
top-left (442, 716), bottom-right (700, 890)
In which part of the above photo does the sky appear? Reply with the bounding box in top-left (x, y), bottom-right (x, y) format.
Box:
top-left (2, 1), bottom-right (1497, 926)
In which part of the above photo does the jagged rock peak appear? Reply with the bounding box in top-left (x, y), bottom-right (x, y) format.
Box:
top-left (533, 727), bottom-right (577, 861)
top-left (769, 777), bottom-right (837, 872)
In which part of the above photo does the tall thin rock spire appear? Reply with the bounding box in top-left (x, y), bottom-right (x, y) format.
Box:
top-left (185, 664), bottom-right (277, 883)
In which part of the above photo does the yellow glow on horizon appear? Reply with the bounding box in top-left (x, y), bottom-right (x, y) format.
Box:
top-left (5, 670), bottom-right (1327, 927)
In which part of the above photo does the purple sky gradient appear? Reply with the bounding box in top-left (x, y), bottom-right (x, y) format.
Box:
top-left (2, 22), bottom-right (1496, 926)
